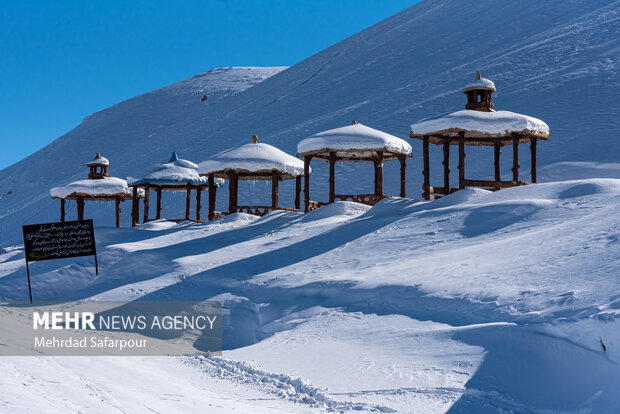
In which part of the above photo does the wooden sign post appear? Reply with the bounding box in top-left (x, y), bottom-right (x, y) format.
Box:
top-left (22, 220), bottom-right (98, 303)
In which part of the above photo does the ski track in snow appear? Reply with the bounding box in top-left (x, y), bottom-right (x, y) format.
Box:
top-left (186, 356), bottom-right (396, 413)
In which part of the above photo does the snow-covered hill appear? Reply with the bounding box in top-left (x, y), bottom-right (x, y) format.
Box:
top-left (1, 179), bottom-right (619, 412)
top-left (1, 0), bottom-right (619, 244)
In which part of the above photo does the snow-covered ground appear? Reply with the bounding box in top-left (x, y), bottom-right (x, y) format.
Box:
top-left (1, 178), bottom-right (618, 412)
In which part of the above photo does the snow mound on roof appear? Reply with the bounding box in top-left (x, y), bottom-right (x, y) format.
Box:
top-left (199, 143), bottom-right (306, 177)
top-left (128, 159), bottom-right (224, 186)
top-left (297, 123), bottom-right (412, 155)
top-left (87, 156), bottom-right (109, 166)
top-left (410, 110), bottom-right (549, 138)
top-left (462, 77), bottom-right (496, 92)
top-left (50, 177), bottom-right (138, 198)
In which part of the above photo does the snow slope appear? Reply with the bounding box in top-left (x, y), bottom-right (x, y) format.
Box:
top-left (1, 0), bottom-right (619, 244)
top-left (1, 178), bottom-right (619, 412)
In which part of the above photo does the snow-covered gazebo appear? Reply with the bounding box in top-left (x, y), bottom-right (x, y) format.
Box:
top-left (297, 121), bottom-right (412, 212)
top-left (410, 71), bottom-right (549, 200)
top-left (127, 152), bottom-right (223, 226)
top-left (50, 152), bottom-right (142, 227)
top-left (198, 135), bottom-right (306, 218)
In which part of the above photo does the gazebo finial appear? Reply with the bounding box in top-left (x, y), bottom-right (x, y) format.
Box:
top-left (87, 152), bottom-right (110, 179)
top-left (252, 134), bottom-right (258, 144)
top-left (169, 152), bottom-right (179, 162)
top-left (462, 71), bottom-right (496, 112)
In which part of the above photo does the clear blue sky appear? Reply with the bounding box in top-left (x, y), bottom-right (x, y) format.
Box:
top-left (0, 0), bottom-right (416, 170)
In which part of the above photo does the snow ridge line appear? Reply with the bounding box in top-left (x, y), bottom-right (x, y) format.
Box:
top-left (184, 355), bottom-right (396, 413)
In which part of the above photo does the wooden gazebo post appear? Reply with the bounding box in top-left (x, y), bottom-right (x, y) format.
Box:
top-left (132, 186), bottom-right (139, 226)
top-left (458, 131), bottom-right (465, 189)
top-left (115, 196), bottom-right (121, 228)
top-left (399, 155), bottom-right (407, 198)
top-left (208, 173), bottom-right (217, 221)
top-left (422, 136), bottom-right (430, 200)
top-left (530, 137), bottom-right (537, 183)
top-left (196, 188), bottom-right (202, 221)
top-left (228, 172), bottom-right (238, 214)
top-left (494, 142), bottom-right (502, 189)
top-left (271, 171), bottom-right (279, 209)
top-left (185, 182), bottom-right (191, 220)
top-left (329, 152), bottom-right (336, 203)
top-left (512, 135), bottom-right (520, 183)
top-left (374, 151), bottom-right (384, 197)
top-left (77, 197), bottom-right (85, 221)
top-left (295, 176), bottom-right (302, 210)
top-left (304, 156), bottom-right (312, 212)
top-left (156, 188), bottom-right (162, 220)
top-left (143, 184), bottom-right (150, 223)
top-left (60, 199), bottom-right (66, 222)
top-left (442, 139), bottom-right (450, 195)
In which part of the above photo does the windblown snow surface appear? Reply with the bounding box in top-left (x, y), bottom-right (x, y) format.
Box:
top-left (1, 0), bottom-right (619, 412)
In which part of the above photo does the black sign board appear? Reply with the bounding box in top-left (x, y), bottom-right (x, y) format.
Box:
top-left (22, 220), bottom-right (98, 302)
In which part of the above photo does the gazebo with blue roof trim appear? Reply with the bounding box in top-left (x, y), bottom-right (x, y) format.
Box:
top-left (127, 152), bottom-right (223, 225)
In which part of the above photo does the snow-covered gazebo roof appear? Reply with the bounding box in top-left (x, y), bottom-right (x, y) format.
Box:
top-left (410, 110), bottom-right (550, 145)
top-left (297, 122), bottom-right (412, 161)
top-left (128, 152), bottom-right (224, 187)
top-left (50, 177), bottom-right (139, 199)
top-left (198, 138), bottom-right (306, 180)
